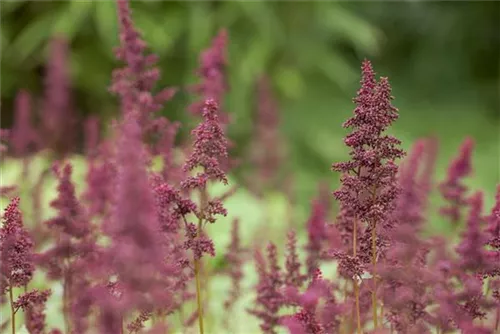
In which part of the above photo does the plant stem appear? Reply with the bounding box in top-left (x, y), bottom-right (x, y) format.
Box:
top-left (371, 221), bottom-right (378, 330)
top-left (9, 285), bottom-right (15, 334)
top-left (194, 216), bottom-right (205, 334)
top-left (194, 257), bottom-right (204, 334)
top-left (353, 219), bottom-right (362, 334)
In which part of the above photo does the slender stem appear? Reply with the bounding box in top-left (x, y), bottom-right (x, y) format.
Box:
top-left (372, 222), bottom-right (378, 330)
top-left (353, 219), bottom-right (362, 334)
top-left (194, 257), bottom-right (204, 334)
top-left (9, 285), bottom-right (16, 334)
top-left (194, 215), bottom-right (205, 334)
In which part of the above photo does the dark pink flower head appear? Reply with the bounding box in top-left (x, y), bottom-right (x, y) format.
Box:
top-left (224, 219), bottom-right (244, 310)
top-left (41, 37), bottom-right (77, 156)
top-left (9, 90), bottom-right (39, 156)
top-left (285, 230), bottom-right (306, 288)
top-left (111, 0), bottom-right (176, 116)
top-left (104, 112), bottom-right (167, 310)
top-left (456, 192), bottom-right (493, 273)
top-left (248, 243), bottom-right (284, 334)
top-left (250, 76), bottom-right (286, 193)
top-left (0, 197), bottom-right (35, 289)
top-left (305, 189), bottom-right (330, 276)
top-left (394, 139), bottom-right (427, 227)
top-left (182, 99), bottom-right (229, 190)
top-left (486, 185), bottom-right (500, 250)
top-left (14, 289), bottom-right (51, 334)
top-left (332, 60), bottom-right (404, 232)
top-left (439, 137), bottom-right (474, 224)
top-left (84, 116), bottom-right (100, 159)
top-left (189, 29), bottom-right (229, 123)
top-left (46, 162), bottom-right (90, 238)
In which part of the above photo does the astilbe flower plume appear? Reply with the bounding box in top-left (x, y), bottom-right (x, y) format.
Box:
top-left (439, 137), bottom-right (474, 225)
top-left (285, 230), bottom-right (306, 289)
top-left (41, 37), bottom-right (77, 156)
top-left (248, 243), bottom-right (284, 334)
top-left (249, 76), bottom-right (286, 195)
top-left (99, 111), bottom-right (172, 330)
top-left (189, 29), bottom-right (229, 124)
top-left (331, 60), bottom-right (404, 331)
top-left (14, 289), bottom-right (52, 334)
top-left (485, 186), bottom-right (500, 279)
top-left (305, 186), bottom-right (331, 276)
top-left (456, 192), bottom-right (493, 274)
top-left (0, 197), bottom-right (34, 291)
top-left (223, 219), bottom-right (244, 310)
top-left (182, 98), bottom-right (229, 191)
top-left (110, 0), bottom-right (177, 152)
top-left (9, 90), bottom-right (39, 157)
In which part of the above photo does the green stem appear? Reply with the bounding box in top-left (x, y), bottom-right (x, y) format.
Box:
top-left (9, 285), bottom-right (16, 334)
top-left (194, 216), bottom-right (205, 334)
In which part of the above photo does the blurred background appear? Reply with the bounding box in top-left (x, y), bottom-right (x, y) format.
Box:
top-left (1, 0), bottom-right (499, 228)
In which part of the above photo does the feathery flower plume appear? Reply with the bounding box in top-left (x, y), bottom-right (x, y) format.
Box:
top-left (189, 29), bottom-right (229, 123)
top-left (305, 187), bottom-right (330, 276)
top-left (249, 76), bottom-right (286, 195)
top-left (285, 230), bottom-right (305, 289)
top-left (9, 90), bottom-right (39, 157)
top-left (111, 0), bottom-right (176, 116)
top-left (439, 137), bottom-right (474, 225)
top-left (248, 243), bottom-right (284, 334)
top-left (1, 197), bottom-right (34, 290)
top-left (14, 289), bottom-right (52, 334)
top-left (41, 38), bottom-right (77, 156)
top-left (223, 219), bottom-right (244, 310)
top-left (182, 99), bottom-right (229, 191)
top-left (1, 197), bottom-right (35, 334)
top-left (332, 60), bottom-right (404, 330)
top-left (99, 111), bottom-right (169, 327)
top-left (456, 192), bottom-right (493, 274)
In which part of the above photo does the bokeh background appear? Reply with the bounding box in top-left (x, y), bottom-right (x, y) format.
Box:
top-left (1, 1), bottom-right (499, 332)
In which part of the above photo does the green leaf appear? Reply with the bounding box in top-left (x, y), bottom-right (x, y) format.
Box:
top-left (236, 1), bottom-right (284, 45)
top-left (238, 38), bottom-right (271, 86)
top-left (133, 6), bottom-right (184, 56)
top-left (317, 3), bottom-right (381, 55)
top-left (0, 22), bottom-right (10, 54)
top-left (0, 0), bottom-right (25, 18)
top-left (93, 0), bottom-right (119, 55)
top-left (187, 3), bottom-right (213, 57)
top-left (8, 11), bottom-right (57, 65)
top-left (52, 1), bottom-right (93, 40)
top-left (274, 65), bottom-right (304, 99)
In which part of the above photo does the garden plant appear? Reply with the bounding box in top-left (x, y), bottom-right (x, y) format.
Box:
top-left (1, 1), bottom-right (499, 334)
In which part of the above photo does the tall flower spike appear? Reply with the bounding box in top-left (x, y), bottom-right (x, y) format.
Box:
top-left (248, 244), bottom-right (284, 334)
top-left (439, 137), bottom-right (474, 225)
top-left (223, 219), bottom-right (244, 310)
top-left (332, 60), bottom-right (404, 231)
top-left (305, 186), bottom-right (330, 276)
top-left (0, 197), bottom-right (35, 290)
top-left (102, 111), bottom-right (167, 319)
top-left (456, 192), bottom-right (493, 274)
top-left (285, 230), bottom-right (305, 289)
top-left (332, 60), bottom-right (404, 331)
top-left (250, 76), bottom-right (285, 195)
top-left (111, 0), bottom-right (176, 117)
top-left (9, 90), bottom-right (39, 156)
top-left (41, 38), bottom-right (76, 156)
top-left (182, 99), bottom-right (229, 190)
top-left (486, 185), bottom-right (500, 246)
top-left (189, 29), bottom-right (229, 124)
